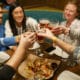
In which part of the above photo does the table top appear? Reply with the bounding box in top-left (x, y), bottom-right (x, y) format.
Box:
top-left (6, 49), bottom-right (80, 80)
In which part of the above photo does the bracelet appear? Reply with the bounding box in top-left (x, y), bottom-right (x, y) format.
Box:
top-left (52, 36), bottom-right (57, 43)
top-left (16, 35), bottom-right (21, 43)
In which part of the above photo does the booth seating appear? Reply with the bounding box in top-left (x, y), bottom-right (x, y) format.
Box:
top-left (3, 10), bottom-right (64, 24)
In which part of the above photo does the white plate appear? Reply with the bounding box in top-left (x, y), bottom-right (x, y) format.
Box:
top-left (0, 51), bottom-right (10, 63)
top-left (58, 70), bottom-right (80, 80)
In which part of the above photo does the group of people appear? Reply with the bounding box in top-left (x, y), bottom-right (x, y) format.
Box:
top-left (0, 0), bottom-right (80, 80)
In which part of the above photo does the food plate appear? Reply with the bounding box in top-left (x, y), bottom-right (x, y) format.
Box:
top-left (18, 54), bottom-right (60, 80)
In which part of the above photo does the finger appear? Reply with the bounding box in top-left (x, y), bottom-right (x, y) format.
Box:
top-left (28, 37), bottom-right (36, 44)
top-left (24, 32), bottom-right (35, 38)
top-left (23, 32), bottom-right (32, 36)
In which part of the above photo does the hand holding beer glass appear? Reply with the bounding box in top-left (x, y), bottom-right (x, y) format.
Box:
top-left (39, 19), bottom-right (63, 35)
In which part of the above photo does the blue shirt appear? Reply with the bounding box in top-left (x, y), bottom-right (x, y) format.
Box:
top-left (4, 6), bottom-right (10, 10)
top-left (0, 25), bottom-right (16, 51)
top-left (0, 25), bottom-right (6, 51)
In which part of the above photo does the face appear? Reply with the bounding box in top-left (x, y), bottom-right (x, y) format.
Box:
top-left (6, 0), bottom-right (16, 4)
top-left (64, 3), bottom-right (78, 21)
top-left (0, 7), bottom-right (3, 24)
top-left (12, 7), bottom-right (24, 24)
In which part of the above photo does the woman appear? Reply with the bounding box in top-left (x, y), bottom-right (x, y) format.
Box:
top-left (60, 0), bottom-right (80, 45)
top-left (5, 3), bottom-right (38, 50)
top-left (48, 0), bottom-right (80, 58)
top-left (0, 6), bottom-right (21, 51)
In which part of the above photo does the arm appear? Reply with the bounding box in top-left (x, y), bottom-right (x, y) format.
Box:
top-left (6, 32), bottom-right (36, 70)
top-left (37, 29), bottom-right (75, 54)
top-left (0, 32), bottom-right (36, 80)
top-left (0, 36), bottom-right (20, 46)
top-left (51, 36), bottom-right (75, 54)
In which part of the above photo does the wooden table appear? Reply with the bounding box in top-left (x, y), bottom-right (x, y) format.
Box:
top-left (6, 49), bottom-right (80, 80)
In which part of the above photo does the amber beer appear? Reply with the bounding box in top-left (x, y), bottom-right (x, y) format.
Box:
top-left (39, 19), bottom-right (50, 28)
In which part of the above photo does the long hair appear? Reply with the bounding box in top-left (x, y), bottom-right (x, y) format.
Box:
top-left (8, 3), bottom-right (26, 36)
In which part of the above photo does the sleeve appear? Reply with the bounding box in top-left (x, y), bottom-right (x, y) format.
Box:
top-left (0, 65), bottom-right (16, 80)
top-left (70, 21), bottom-right (80, 40)
top-left (73, 47), bottom-right (80, 64)
top-left (26, 17), bottom-right (40, 31)
top-left (4, 20), bottom-right (16, 49)
top-left (0, 37), bottom-right (16, 46)
top-left (5, 20), bottom-right (13, 37)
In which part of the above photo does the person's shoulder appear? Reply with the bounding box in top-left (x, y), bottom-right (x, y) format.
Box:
top-left (4, 6), bottom-right (10, 10)
top-left (5, 20), bottom-right (9, 24)
top-left (27, 17), bottom-right (37, 21)
top-left (0, 25), bottom-right (5, 30)
top-left (26, 17), bottom-right (38, 24)
top-left (72, 19), bottom-right (80, 24)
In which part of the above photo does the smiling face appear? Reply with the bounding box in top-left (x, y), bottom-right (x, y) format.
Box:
top-left (64, 3), bottom-right (78, 21)
top-left (12, 6), bottom-right (24, 24)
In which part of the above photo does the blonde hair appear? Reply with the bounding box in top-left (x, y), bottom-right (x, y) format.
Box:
top-left (66, 0), bottom-right (80, 19)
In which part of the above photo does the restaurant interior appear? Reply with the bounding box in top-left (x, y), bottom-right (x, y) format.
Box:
top-left (0, 0), bottom-right (80, 80)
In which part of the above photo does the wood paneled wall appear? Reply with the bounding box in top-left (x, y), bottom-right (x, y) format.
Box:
top-left (18, 0), bottom-right (70, 10)
top-left (18, 0), bottom-right (47, 8)
top-left (47, 0), bottom-right (70, 10)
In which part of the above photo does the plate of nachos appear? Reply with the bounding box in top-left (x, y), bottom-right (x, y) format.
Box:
top-left (18, 54), bottom-right (60, 80)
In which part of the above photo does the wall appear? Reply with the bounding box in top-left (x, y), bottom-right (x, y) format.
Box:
top-left (18, 0), bottom-right (70, 10)
top-left (18, 0), bottom-right (47, 8)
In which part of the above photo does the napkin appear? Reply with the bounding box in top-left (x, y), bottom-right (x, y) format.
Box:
top-left (0, 51), bottom-right (10, 63)
top-left (48, 46), bottom-right (69, 58)
top-left (58, 70), bottom-right (80, 80)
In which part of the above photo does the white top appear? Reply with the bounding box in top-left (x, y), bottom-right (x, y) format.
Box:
top-left (52, 19), bottom-right (80, 58)
top-left (5, 17), bottom-right (39, 37)
top-left (4, 17), bottom-right (39, 48)
top-left (59, 19), bottom-right (80, 46)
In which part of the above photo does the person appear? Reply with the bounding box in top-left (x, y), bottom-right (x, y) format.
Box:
top-left (47, 0), bottom-right (80, 58)
top-left (0, 6), bottom-right (21, 51)
top-left (2, 0), bottom-right (16, 10)
top-left (5, 3), bottom-right (39, 51)
top-left (37, 29), bottom-right (80, 80)
top-left (37, 28), bottom-right (80, 63)
top-left (0, 31), bottom-right (36, 80)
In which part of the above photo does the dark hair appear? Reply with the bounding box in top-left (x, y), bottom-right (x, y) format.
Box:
top-left (66, 0), bottom-right (80, 19)
top-left (0, 3), bottom-right (3, 8)
top-left (8, 3), bottom-right (26, 35)
top-left (2, 0), bottom-right (9, 5)
top-left (2, 0), bottom-right (16, 5)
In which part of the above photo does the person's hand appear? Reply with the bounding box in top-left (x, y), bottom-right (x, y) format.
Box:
top-left (51, 26), bottom-right (70, 35)
top-left (37, 28), bottom-right (54, 40)
top-left (46, 24), bottom-right (64, 35)
top-left (63, 27), bottom-right (70, 34)
top-left (51, 27), bottom-right (63, 35)
top-left (19, 32), bottom-right (36, 49)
